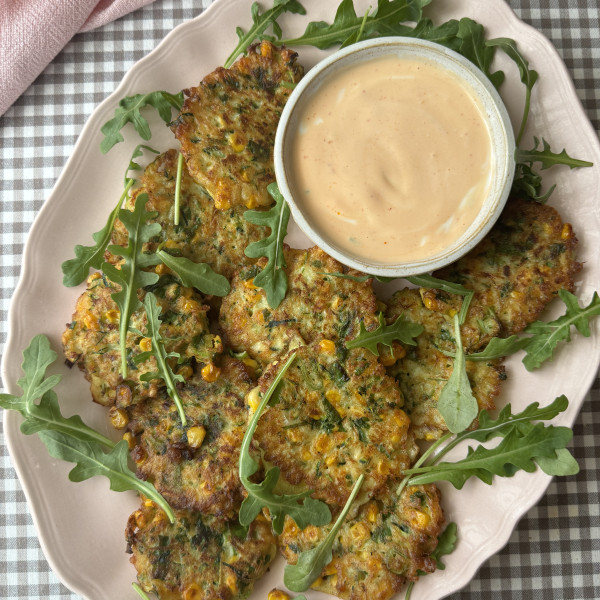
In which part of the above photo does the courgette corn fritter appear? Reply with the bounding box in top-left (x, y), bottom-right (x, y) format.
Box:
top-left (386, 288), bottom-right (505, 441)
top-left (172, 41), bottom-right (303, 210)
top-left (126, 502), bottom-right (276, 600)
top-left (62, 272), bottom-right (221, 407)
top-left (254, 343), bottom-right (418, 508)
top-left (278, 484), bottom-right (444, 600)
top-left (220, 246), bottom-right (379, 365)
top-left (435, 196), bottom-right (582, 335)
top-left (125, 358), bottom-right (254, 519)
top-left (111, 149), bottom-right (264, 280)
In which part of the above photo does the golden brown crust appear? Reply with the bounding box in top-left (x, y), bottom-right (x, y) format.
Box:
top-left (254, 343), bottom-right (418, 508)
top-left (386, 288), bottom-right (504, 441)
top-left (278, 484), bottom-right (444, 600)
top-left (219, 246), bottom-right (379, 365)
top-left (61, 272), bottom-right (220, 407)
top-left (435, 196), bottom-right (582, 335)
top-left (126, 358), bottom-right (253, 518)
top-left (172, 41), bottom-right (303, 210)
top-left (126, 502), bottom-right (276, 600)
top-left (111, 149), bottom-right (264, 280)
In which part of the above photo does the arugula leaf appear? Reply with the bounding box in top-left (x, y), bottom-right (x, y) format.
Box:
top-left (535, 448), bottom-right (580, 476)
top-left (133, 292), bottom-right (187, 426)
top-left (224, 0), bottom-right (307, 68)
top-left (0, 334), bottom-right (175, 523)
top-left (132, 583), bottom-right (152, 599)
top-left (244, 183), bottom-right (291, 308)
top-left (317, 271), bottom-right (394, 283)
top-left (486, 37), bottom-right (537, 144)
top-left (284, 473), bottom-right (364, 592)
top-left (405, 423), bottom-right (573, 489)
top-left (405, 275), bottom-right (474, 325)
top-left (238, 352), bottom-right (331, 535)
top-left (522, 290), bottom-right (600, 371)
top-left (0, 335), bottom-right (113, 447)
top-left (100, 91), bottom-right (183, 154)
top-left (437, 315), bottom-right (478, 434)
top-left (464, 335), bottom-right (531, 361)
top-left (345, 312), bottom-right (423, 355)
top-left (457, 18), bottom-right (505, 89)
top-left (102, 193), bottom-right (161, 377)
top-left (124, 144), bottom-right (160, 187)
top-left (61, 185), bottom-right (131, 288)
top-left (39, 431), bottom-right (175, 522)
top-left (431, 521), bottom-right (458, 569)
top-left (280, 0), bottom-right (430, 49)
top-left (511, 161), bottom-right (556, 203)
top-left (156, 249), bottom-right (230, 296)
top-left (516, 137), bottom-right (593, 170)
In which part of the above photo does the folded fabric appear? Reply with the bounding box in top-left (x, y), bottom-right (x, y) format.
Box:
top-left (0, 0), bottom-right (156, 117)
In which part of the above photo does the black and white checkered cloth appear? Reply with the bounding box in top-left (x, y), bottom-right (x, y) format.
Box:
top-left (1, 0), bottom-right (598, 598)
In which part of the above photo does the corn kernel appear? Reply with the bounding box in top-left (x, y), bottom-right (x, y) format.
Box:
top-left (240, 169), bottom-right (251, 183)
top-left (314, 434), bottom-right (330, 454)
top-left (260, 41), bottom-right (273, 58)
top-left (212, 335), bottom-right (223, 350)
top-left (116, 384), bottom-right (132, 407)
top-left (228, 132), bottom-right (246, 153)
top-left (331, 296), bottom-right (342, 310)
top-left (178, 365), bottom-right (193, 379)
top-left (325, 455), bottom-right (337, 466)
top-left (201, 363), bottom-right (221, 382)
top-left (302, 449), bottom-right (312, 461)
top-left (186, 426), bottom-right (206, 449)
top-left (349, 522), bottom-right (370, 547)
top-left (366, 502), bottom-right (379, 523)
top-left (561, 223), bottom-right (573, 239)
top-left (286, 428), bottom-right (303, 443)
top-left (214, 181), bottom-right (231, 210)
top-left (424, 432), bottom-right (437, 442)
top-left (182, 584), bottom-right (202, 600)
top-left (448, 308), bottom-right (458, 318)
top-left (134, 509), bottom-right (147, 529)
top-left (410, 509), bottom-right (430, 529)
top-left (164, 239), bottom-right (178, 249)
top-left (144, 498), bottom-right (154, 508)
top-left (423, 296), bottom-right (437, 310)
top-left (122, 432), bottom-right (136, 449)
top-left (223, 571), bottom-right (238, 594)
top-left (268, 590), bottom-right (290, 600)
top-left (246, 387), bottom-right (261, 413)
top-left (319, 339), bottom-right (336, 354)
top-left (376, 460), bottom-right (390, 476)
top-left (109, 407), bottom-right (129, 430)
top-left (139, 337), bottom-right (152, 352)
top-left (182, 298), bottom-right (199, 313)
top-left (510, 290), bottom-right (524, 300)
top-left (89, 272), bottom-right (102, 281)
top-left (152, 510), bottom-right (166, 524)
top-left (322, 558), bottom-right (338, 576)
top-left (155, 263), bottom-right (170, 275)
top-left (83, 313), bottom-right (98, 331)
top-left (102, 309), bottom-right (120, 324)
top-left (242, 356), bottom-right (259, 374)
top-left (245, 194), bottom-right (259, 209)
top-left (244, 278), bottom-right (259, 290)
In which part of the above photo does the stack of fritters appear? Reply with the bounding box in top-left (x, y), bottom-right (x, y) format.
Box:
top-left (62, 40), bottom-right (583, 600)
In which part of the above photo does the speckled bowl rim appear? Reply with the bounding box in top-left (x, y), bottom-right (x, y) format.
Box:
top-left (274, 36), bottom-right (516, 277)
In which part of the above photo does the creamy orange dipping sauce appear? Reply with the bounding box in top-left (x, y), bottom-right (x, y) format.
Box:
top-left (290, 54), bottom-right (493, 264)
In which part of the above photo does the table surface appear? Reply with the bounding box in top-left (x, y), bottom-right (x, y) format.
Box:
top-left (0, 0), bottom-right (598, 599)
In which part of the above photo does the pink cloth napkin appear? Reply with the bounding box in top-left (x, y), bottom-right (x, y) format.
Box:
top-left (0, 0), bottom-right (156, 116)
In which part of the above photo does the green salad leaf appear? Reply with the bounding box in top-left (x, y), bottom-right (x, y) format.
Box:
top-left (522, 290), bottom-right (600, 370)
top-left (463, 335), bottom-right (531, 361)
top-left (132, 292), bottom-right (187, 426)
top-left (124, 144), bottom-right (160, 187)
top-left (345, 312), bottom-right (423, 355)
top-left (224, 0), bottom-right (307, 68)
top-left (437, 314), bottom-right (478, 434)
top-left (284, 474), bottom-right (364, 592)
top-left (102, 192), bottom-right (161, 377)
top-left (61, 185), bottom-right (131, 288)
top-left (516, 137), bottom-right (594, 170)
top-left (238, 352), bottom-right (331, 535)
top-left (156, 248), bottom-right (230, 296)
top-left (100, 91), bottom-right (183, 154)
top-left (244, 183), bottom-right (291, 309)
top-left (0, 334), bottom-right (175, 522)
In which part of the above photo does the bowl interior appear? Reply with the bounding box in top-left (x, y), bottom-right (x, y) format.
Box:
top-left (275, 37), bottom-right (516, 277)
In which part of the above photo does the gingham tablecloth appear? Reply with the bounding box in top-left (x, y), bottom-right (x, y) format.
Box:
top-left (0, 1), bottom-right (598, 598)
